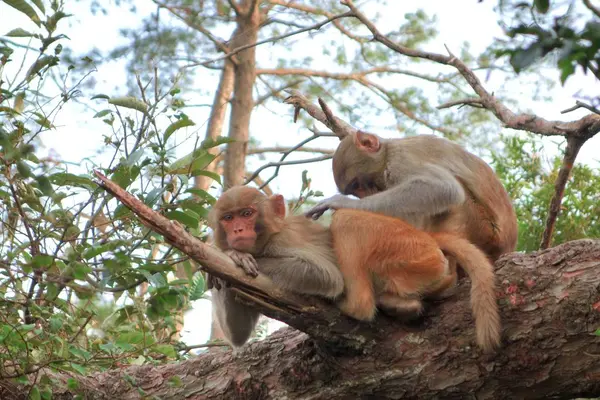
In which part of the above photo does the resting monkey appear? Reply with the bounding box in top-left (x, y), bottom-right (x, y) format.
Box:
top-left (207, 186), bottom-right (344, 347)
top-left (306, 132), bottom-right (518, 262)
top-left (209, 186), bottom-right (500, 353)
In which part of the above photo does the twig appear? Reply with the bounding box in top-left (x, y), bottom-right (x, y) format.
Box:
top-left (561, 100), bottom-right (600, 116)
top-left (437, 98), bottom-right (484, 110)
top-left (184, 11), bottom-right (354, 69)
top-left (539, 137), bottom-right (585, 250)
top-left (245, 154), bottom-right (332, 186)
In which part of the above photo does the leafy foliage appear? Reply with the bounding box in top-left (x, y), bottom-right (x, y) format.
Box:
top-left (0, 0), bottom-right (217, 393)
top-left (494, 0), bottom-right (600, 85)
top-left (492, 135), bottom-right (600, 252)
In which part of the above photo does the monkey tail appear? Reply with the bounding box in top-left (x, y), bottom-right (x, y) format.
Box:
top-left (430, 232), bottom-right (501, 353)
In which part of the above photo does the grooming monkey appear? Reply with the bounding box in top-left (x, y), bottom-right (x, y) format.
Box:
top-left (306, 132), bottom-right (518, 262)
top-left (209, 186), bottom-right (500, 353)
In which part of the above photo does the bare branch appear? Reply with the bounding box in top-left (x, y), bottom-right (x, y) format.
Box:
top-left (341, 0), bottom-right (600, 139)
top-left (248, 146), bottom-right (334, 155)
top-left (184, 11), bottom-right (355, 69)
top-left (437, 98), bottom-right (485, 110)
top-left (561, 100), bottom-right (600, 116)
top-left (540, 137), bottom-right (586, 250)
top-left (245, 154), bottom-right (332, 186)
top-left (283, 90), bottom-right (357, 138)
top-left (583, 0), bottom-right (600, 18)
top-left (227, 0), bottom-right (242, 16)
top-left (93, 171), bottom-right (370, 350)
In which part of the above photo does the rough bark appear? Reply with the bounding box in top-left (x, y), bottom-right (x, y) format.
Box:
top-left (41, 239), bottom-right (600, 400)
top-left (223, 1), bottom-right (261, 188)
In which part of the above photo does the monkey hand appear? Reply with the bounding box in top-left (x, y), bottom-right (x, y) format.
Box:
top-left (224, 249), bottom-right (259, 277)
top-left (305, 194), bottom-right (356, 220)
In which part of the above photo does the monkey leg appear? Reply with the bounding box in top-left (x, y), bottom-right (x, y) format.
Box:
top-left (333, 236), bottom-right (377, 321)
top-left (376, 293), bottom-right (424, 321)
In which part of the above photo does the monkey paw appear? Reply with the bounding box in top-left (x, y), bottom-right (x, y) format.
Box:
top-left (224, 249), bottom-right (259, 277)
top-left (305, 194), bottom-right (353, 220)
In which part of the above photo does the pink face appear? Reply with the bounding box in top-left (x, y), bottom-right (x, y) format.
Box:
top-left (220, 207), bottom-right (258, 251)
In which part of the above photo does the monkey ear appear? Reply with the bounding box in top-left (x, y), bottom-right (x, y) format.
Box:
top-left (269, 194), bottom-right (287, 218)
top-left (354, 131), bottom-right (381, 153)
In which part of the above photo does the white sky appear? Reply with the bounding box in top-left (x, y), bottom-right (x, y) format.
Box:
top-left (1, 0), bottom-right (599, 349)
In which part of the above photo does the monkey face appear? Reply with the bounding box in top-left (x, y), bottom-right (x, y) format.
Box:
top-left (219, 207), bottom-right (259, 251)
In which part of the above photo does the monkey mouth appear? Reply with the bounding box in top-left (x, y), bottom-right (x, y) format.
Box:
top-left (230, 237), bottom-right (256, 251)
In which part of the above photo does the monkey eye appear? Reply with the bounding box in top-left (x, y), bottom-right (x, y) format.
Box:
top-left (221, 214), bottom-right (233, 222)
top-left (240, 209), bottom-right (254, 218)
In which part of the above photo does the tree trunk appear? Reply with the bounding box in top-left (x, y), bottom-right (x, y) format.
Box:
top-left (196, 59), bottom-right (235, 192)
top-left (223, 2), bottom-right (261, 188)
top-left (39, 239), bottom-right (600, 400)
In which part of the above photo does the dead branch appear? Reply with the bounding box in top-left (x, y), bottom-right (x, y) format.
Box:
top-left (437, 98), bottom-right (484, 109)
top-left (283, 89), bottom-right (357, 138)
top-left (93, 170), bottom-right (373, 351)
top-left (539, 136), bottom-right (586, 249)
top-left (561, 100), bottom-right (600, 116)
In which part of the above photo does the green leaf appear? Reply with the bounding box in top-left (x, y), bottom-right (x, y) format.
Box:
top-left (108, 96), bottom-right (148, 113)
top-left (35, 175), bottom-right (54, 196)
top-left (67, 378), bottom-right (79, 390)
top-left (29, 385), bottom-right (41, 400)
top-left (48, 173), bottom-right (95, 189)
top-left (91, 94), bottom-right (110, 100)
top-left (69, 363), bottom-right (87, 375)
top-left (49, 315), bottom-right (63, 332)
top-left (190, 170), bottom-right (221, 186)
top-left (32, 254), bottom-right (53, 268)
top-left (185, 188), bottom-right (217, 204)
top-left (165, 210), bottom-right (198, 229)
top-left (534, 0), bottom-right (549, 13)
top-left (116, 331), bottom-right (145, 346)
top-left (189, 274), bottom-right (205, 301)
top-left (71, 261), bottom-right (91, 280)
top-left (4, 28), bottom-right (34, 37)
top-left (25, 55), bottom-right (59, 82)
top-left (152, 344), bottom-right (176, 358)
top-left (2, 0), bottom-right (41, 26)
top-left (30, 0), bottom-right (44, 13)
top-left (93, 109), bottom-right (112, 118)
top-left (164, 118), bottom-right (195, 142)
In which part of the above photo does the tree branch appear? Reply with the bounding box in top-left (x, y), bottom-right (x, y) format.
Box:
top-left (45, 239), bottom-right (600, 399)
top-left (283, 89), bottom-right (357, 138)
top-left (539, 136), bottom-right (585, 249)
top-left (341, 0), bottom-right (600, 139)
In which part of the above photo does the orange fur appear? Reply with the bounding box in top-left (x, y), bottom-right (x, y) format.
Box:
top-left (331, 209), bottom-right (500, 353)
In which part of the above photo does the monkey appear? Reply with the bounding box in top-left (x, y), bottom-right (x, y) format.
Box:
top-left (331, 208), bottom-right (500, 353)
top-left (207, 185), bottom-right (344, 347)
top-left (209, 186), bottom-right (500, 353)
top-left (305, 132), bottom-right (518, 262)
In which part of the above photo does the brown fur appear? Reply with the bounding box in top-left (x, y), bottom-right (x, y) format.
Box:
top-left (331, 208), bottom-right (500, 353)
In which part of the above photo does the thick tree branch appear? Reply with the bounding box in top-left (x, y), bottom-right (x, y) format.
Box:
top-left (93, 170), bottom-right (375, 351)
top-left (46, 239), bottom-right (600, 399)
